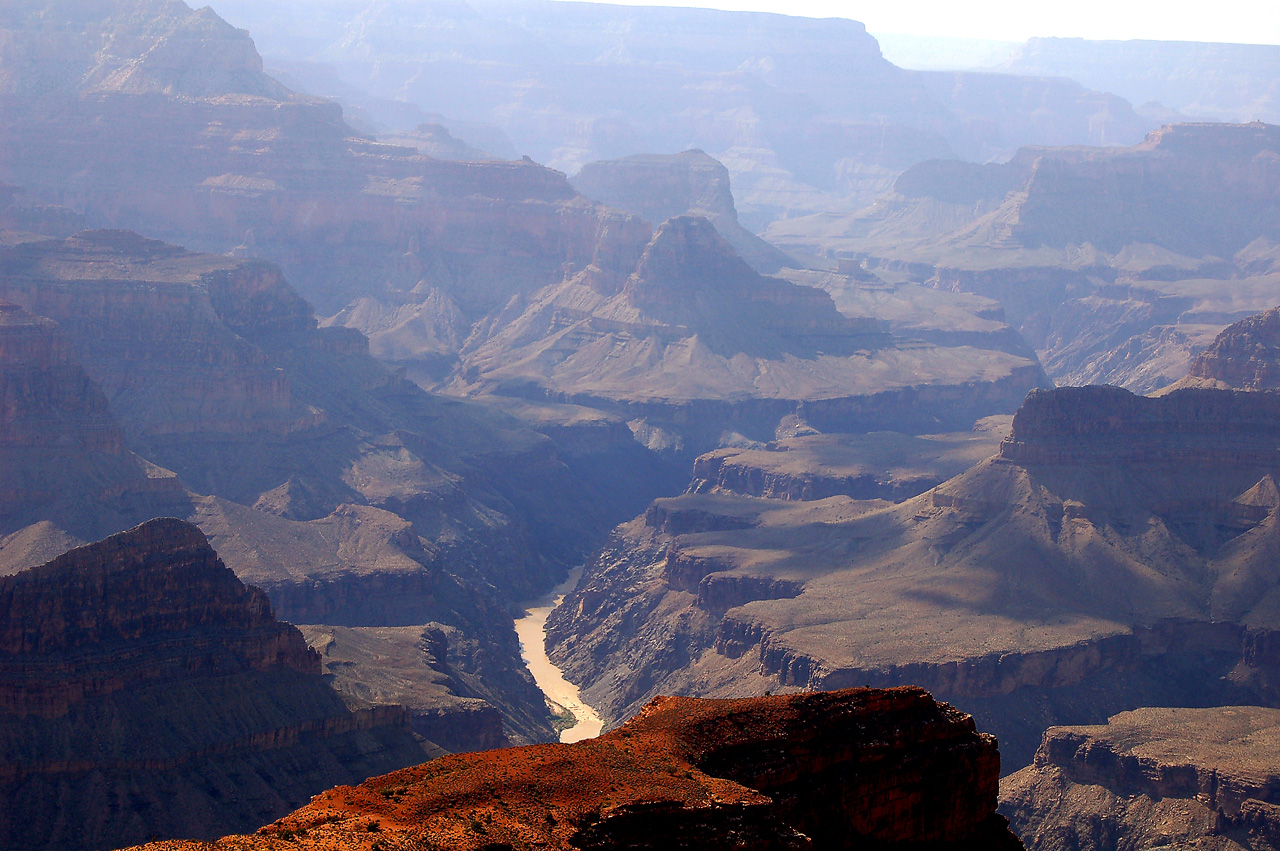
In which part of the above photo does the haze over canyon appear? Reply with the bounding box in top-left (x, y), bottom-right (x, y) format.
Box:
top-left (2, 1), bottom-right (1280, 849)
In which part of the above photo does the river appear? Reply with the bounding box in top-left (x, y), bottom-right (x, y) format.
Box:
top-left (514, 565), bottom-right (604, 743)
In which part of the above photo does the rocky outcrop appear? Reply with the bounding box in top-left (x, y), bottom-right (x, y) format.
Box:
top-left (0, 519), bottom-right (431, 851)
top-left (548, 385), bottom-right (1280, 769)
top-left (0, 518), bottom-right (316, 717)
top-left (1001, 385), bottom-right (1280, 465)
top-left (126, 687), bottom-right (1023, 851)
top-left (1175, 306), bottom-right (1280, 390)
top-left (1001, 706), bottom-right (1280, 851)
top-left (571, 150), bottom-right (797, 273)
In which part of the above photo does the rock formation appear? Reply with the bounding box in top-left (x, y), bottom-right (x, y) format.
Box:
top-left (1001, 706), bottom-right (1280, 851)
top-left (0, 518), bottom-right (431, 851)
top-left (997, 37), bottom-right (1280, 125)
top-left (0, 298), bottom-right (187, 543)
top-left (298, 624), bottom-right (511, 755)
top-left (688, 416), bottom-right (1011, 502)
top-left (571, 150), bottom-right (797, 273)
top-left (1, 2), bottom-right (1055, 466)
top-left (455, 215), bottom-right (1045, 459)
top-left (124, 687), bottom-right (1023, 851)
top-left (547, 385), bottom-right (1280, 769)
top-left (1171, 306), bottom-right (1280, 391)
top-left (766, 121), bottom-right (1280, 393)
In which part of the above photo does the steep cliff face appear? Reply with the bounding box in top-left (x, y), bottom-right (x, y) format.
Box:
top-left (0, 299), bottom-right (186, 540)
top-left (125, 687), bottom-right (1023, 851)
top-left (1001, 706), bottom-right (1280, 851)
top-left (0, 518), bottom-right (316, 717)
top-left (547, 386), bottom-right (1280, 768)
top-left (0, 231), bottom-right (317, 439)
top-left (0, 519), bottom-right (431, 851)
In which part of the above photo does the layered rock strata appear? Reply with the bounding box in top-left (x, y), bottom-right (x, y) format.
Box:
top-left (0, 519), bottom-right (431, 851)
top-left (298, 624), bottom-right (509, 755)
top-left (548, 386), bottom-right (1280, 769)
top-left (0, 299), bottom-right (186, 540)
top-left (457, 215), bottom-right (1045, 458)
top-left (126, 687), bottom-right (1023, 851)
top-left (1171, 305), bottom-right (1280, 391)
top-left (689, 417), bottom-right (1010, 502)
top-left (1001, 706), bottom-right (1280, 851)
top-left (766, 122), bottom-right (1280, 392)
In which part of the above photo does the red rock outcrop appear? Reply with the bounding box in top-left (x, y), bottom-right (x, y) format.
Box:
top-left (126, 687), bottom-right (1023, 851)
top-left (0, 519), bottom-right (432, 851)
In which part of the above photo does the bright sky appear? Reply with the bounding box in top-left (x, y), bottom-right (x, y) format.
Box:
top-left (578, 0), bottom-right (1280, 45)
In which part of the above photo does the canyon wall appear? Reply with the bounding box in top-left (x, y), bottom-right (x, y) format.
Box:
top-left (1002, 706), bottom-right (1280, 851)
top-left (547, 385), bottom-right (1280, 768)
top-left (0, 518), bottom-right (431, 851)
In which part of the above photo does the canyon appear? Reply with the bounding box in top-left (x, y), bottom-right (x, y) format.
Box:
top-left (0, 226), bottom-right (637, 748)
top-left (547, 382), bottom-right (1280, 768)
top-left (207, 0), bottom-right (1156, 227)
top-left (3, 1), bottom-right (1280, 849)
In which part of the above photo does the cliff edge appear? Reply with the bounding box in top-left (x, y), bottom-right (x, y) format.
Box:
top-left (126, 686), bottom-right (1023, 850)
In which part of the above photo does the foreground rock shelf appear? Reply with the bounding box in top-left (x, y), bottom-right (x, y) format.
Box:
top-left (128, 687), bottom-right (1022, 851)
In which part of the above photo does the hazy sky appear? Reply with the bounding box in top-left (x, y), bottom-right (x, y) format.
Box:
top-left (576, 0), bottom-right (1280, 45)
